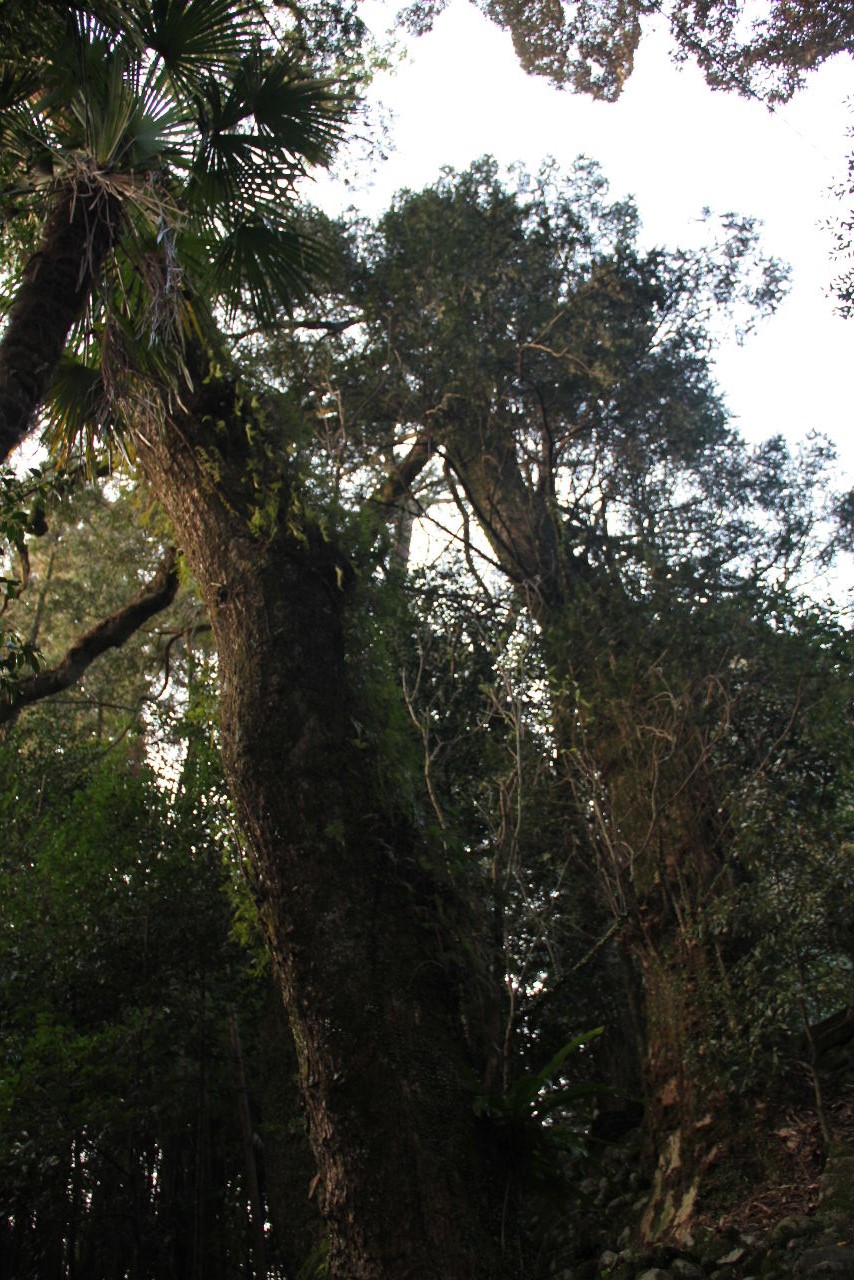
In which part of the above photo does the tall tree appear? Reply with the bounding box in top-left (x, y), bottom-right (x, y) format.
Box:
top-left (125, 329), bottom-right (514, 1278)
top-left (291, 158), bottom-right (853, 1231)
top-left (0, 9), bottom-right (519, 1275)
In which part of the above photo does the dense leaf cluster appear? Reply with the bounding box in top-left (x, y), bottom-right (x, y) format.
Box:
top-left (0, 729), bottom-right (272, 1279)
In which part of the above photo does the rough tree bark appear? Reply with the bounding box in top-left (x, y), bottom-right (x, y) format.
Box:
top-left (437, 406), bottom-right (743, 1238)
top-left (542, 619), bottom-right (738, 1240)
top-left (131, 354), bottom-right (516, 1280)
top-left (0, 177), bottom-right (122, 462)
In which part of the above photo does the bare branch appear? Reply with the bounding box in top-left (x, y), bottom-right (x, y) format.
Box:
top-left (373, 431), bottom-right (435, 509)
top-left (0, 547), bottom-right (180, 728)
top-left (232, 315), bottom-right (365, 341)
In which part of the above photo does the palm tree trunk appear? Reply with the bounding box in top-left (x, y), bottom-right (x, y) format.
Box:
top-left (0, 177), bottom-right (121, 462)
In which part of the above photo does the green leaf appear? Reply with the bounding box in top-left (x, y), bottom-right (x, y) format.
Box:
top-left (210, 218), bottom-right (332, 319)
top-left (142, 0), bottom-right (262, 91)
top-left (506, 1027), bottom-right (604, 1117)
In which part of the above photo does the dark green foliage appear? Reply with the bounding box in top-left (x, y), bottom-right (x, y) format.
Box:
top-left (698, 601), bottom-right (854, 1087)
top-left (475, 1029), bottom-right (605, 1167)
top-left (399, 0), bottom-right (854, 103)
top-left (0, 727), bottom-right (273, 1279)
top-left (0, 0), bottom-right (357, 466)
top-left (559, 570), bottom-right (853, 1069)
top-left (302, 158), bottom-right (852, 1218)
top-left (0, 465), bottom-right (71, 699)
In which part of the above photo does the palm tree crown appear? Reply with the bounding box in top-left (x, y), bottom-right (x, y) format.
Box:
top-left (0, 0), bottom-right (351, 462)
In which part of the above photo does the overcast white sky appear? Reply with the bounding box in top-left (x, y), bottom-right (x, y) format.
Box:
top-left (315, 0), bottom-right (853, 517)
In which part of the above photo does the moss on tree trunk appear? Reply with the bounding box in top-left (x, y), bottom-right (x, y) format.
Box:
top-left (132, 362), bottom-right (517, 1279)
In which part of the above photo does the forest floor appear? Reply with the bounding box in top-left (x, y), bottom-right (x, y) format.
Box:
top-left (570, 1066), bottom-right (854, 1280)
top-left (696, 1075), bottom-right (854, 1238)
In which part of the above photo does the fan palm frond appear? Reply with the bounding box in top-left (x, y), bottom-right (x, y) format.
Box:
top-left (211, 216), bottom-right (333, 321)
top-left (42, 352), bottom-right (111, 468)
top-left (0, 0), bottom-right (355, 462)
top-left (141, 0), bottom-right (264, 92)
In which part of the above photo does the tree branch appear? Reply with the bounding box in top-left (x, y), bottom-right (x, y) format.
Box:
top-left (232, 315), bottom-right (365, 342)
top-left (373, 431), bottom-right (435, 509)
top-left (0, 546), bottom-right (180, 728)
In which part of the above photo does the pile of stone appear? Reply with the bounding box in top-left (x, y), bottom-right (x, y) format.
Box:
top-left (550, 1141), bottom-right (854, 1280)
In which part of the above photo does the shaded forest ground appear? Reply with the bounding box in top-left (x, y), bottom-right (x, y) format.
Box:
top-left (564, 1028), bottom-right (854, 1280)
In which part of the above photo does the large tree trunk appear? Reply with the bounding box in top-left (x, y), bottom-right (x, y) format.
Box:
top-left (442, 421), bottom-right (753, 1238)
top-left (132, 369), bottom-right (515, 1279)
top-left (540, 614), bottom-right (748, 1240)
top-left (632, 935), bottom-right (736, 1241)
top-left (0, 177), bottom-right (121, 462)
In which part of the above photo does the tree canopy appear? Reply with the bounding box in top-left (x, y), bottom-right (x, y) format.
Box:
top-left (0, 0), bottom-right (354, 462)
top-left (1, 4), bottom-right (852, 1278)
top-left (399, 0), bottom-right (854, 102)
